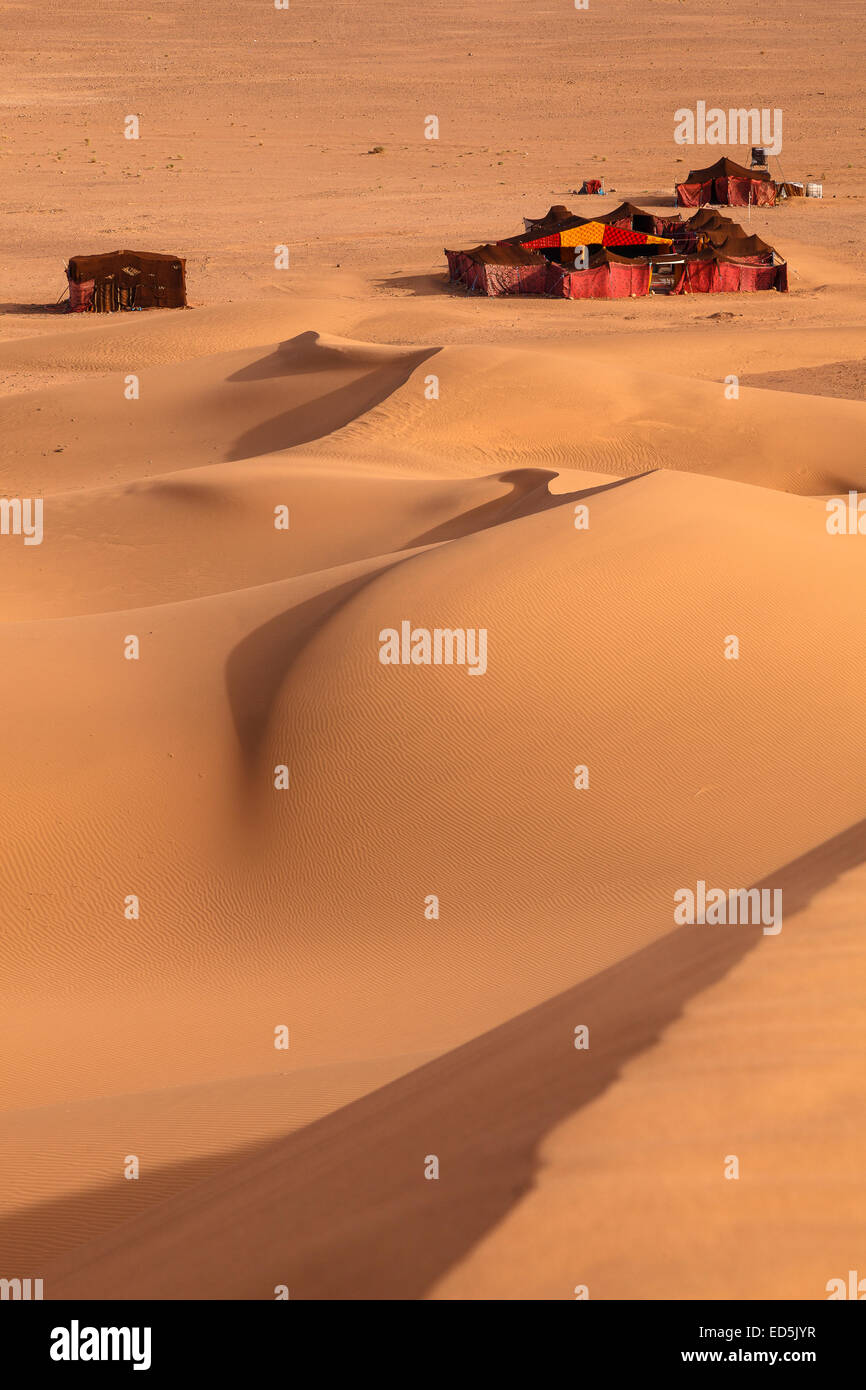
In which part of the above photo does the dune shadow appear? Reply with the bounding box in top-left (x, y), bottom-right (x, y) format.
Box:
top-left (225, 470), bottom-right (651, 775)
top-left (224, 332), bottom-right (351, 383)
top-left (28, 815), bottom-right (866, 1298)
top-left (224, 334), bottom-right (438, 460)
top-left (739, 360), bottom-right (866, 404)
top-left (224, 557), bottom-right (413, 775)
top-left (405, 469), bottom-right (653, 547)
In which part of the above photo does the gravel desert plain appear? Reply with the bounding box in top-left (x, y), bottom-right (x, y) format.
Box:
top-left (1, 0), bottom-right (865, 1301)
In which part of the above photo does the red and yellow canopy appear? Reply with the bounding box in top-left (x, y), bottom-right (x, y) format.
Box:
top-left (520, 222), bottom-right (671, 250)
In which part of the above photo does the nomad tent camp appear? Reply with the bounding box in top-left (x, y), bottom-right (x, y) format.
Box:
top-left (66, 250), bottom-right (187, 312)
top-left (446, 203), bottom-right (787, 298)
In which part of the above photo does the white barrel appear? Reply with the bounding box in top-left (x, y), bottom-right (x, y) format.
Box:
top-left (805, 182), bottom-right (823, 198)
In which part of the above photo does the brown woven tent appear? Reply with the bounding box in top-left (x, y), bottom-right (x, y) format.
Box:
top-left (522, 202), bottom-right (660, 234)
top-left (702, 229), bottom-right (775, 258)
top-left (523, 204), bottom-right (575, 229)
top-left (445, 241), bottom-right (549, 295)
top-left (460, 242), bottom-right (548, 265)
top-left (595, 201), bottom-right (656, 226)
top-left (687, 209), bottom-right (737, 231)
top-left (677, 155), bottom-right (776, 208)
top-left (684, 156), bottom-right (772, 184)
top-left (66, 249), bottom-right (187, 312)
top-left (585, 245), bottom-right (644, 265)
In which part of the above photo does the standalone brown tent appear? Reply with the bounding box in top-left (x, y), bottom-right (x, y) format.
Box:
top-left (66, 249), bottom-right (187, 312)
top-left (677, 156), bottom-right (776, 208)
top-left (686, 156), bottom-right (773, 182)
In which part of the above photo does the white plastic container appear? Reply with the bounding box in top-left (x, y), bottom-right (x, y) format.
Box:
top-left (805, 182), bottom-right (823, 198)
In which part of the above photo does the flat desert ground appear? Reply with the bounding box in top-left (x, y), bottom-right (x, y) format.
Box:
top-left (1, 0), bottom-right (865, 1299)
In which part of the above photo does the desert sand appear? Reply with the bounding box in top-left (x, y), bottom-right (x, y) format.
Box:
top-left (1, 0), bottom-right (865, 1300)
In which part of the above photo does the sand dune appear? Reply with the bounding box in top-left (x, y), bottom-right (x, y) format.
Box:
top-left (2, 0), bottom-right (865, 1303)
top-left (45, 833), bottom-right (866, 1301)
top-left (6, 323), bottom-right (863, 503)
top-left (4, 464), bottom-right (866, 1293)
top-left (0, 462), bottom-right (558, 619)
top-left (311, 339), bottom-right (866, 490)
top-left (0, 331), bottom-right (438, 493)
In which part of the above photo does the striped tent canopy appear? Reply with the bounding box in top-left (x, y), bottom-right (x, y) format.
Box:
top-left (520, 221), bottom-right (672, 250)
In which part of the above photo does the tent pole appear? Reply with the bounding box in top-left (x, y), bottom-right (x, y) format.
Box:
top-left (773, 154), bottom-right (790, 199)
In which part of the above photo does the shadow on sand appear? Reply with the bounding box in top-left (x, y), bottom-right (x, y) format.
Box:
top-left (0, 302), bottom-right (68, 316)
top-left (224, 334), bottom-right (439, 460)
top-left (29, 815), bottom-right (866, 1298)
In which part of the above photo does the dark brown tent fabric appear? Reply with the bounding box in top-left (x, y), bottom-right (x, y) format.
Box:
top-left (586, 246), bottom-right (646, 266)
top-left (595, 202), bottom-right (657, 224)
top-left (685, 156), bottom-right (772, 183)
top-left (67, 249), bottom-right (182, 281)
top-left (461, 242), bottom-right (549, 266)
top-left (525, 204), bottom-right (574, 227)
top-left (684, 212), bottom-right (779, 261)
top-left (66, 249), bottom-right (187, 310)
top-left (504, 212), bottom-right (590, 243)
top-left (703, 229), bottom-right (774, 257)
top-left (687, 209), bottom-right (737, 231)
top-left (683, 245), bottom-right (776, 269)
top-left (526, 203), bottom-right (664, 233)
